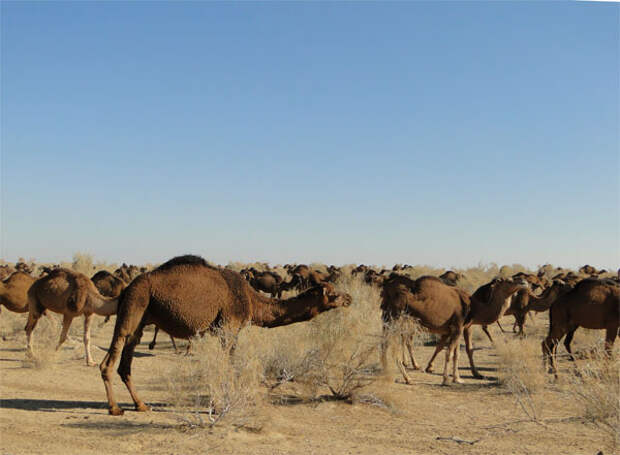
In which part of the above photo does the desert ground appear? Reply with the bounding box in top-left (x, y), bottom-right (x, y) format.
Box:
top-left (0, 263), bottom-right (615, 455)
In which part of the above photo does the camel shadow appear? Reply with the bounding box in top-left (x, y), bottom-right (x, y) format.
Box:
top-left (62, 420), bottom-right (172, 433)
top-left (0, 398), bottom-right (168, 413)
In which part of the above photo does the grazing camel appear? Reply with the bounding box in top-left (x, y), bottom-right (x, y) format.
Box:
top-left (1, 272), bottom-right (35, 315)
top-left (25, 269), bottom-right (119, 366)
top-left (542, 278), bottom-right (619, 376)
top-left (100, 255), bottom-right (351, 415)
top-left (380, 274), bottom-right (471, 385)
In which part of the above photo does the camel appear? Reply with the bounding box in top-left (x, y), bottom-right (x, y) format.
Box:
top-left (380, 274), bottom-right (471, 385)
top-left (439, 271), bottom-right (463, 287)
top-left (1, 272), bottom-right (36, 314)
top-left (247, 271), bottom-right (283, 298)
top-left (91, 271), bottom-right (126, 298)
top-left (25, 268), bottom-right (119, 366)
top-left (505, 280), bottom-right (574, 336)
top-left (0, 265), bottom-right (16, 281)
top-left (91, 270), bottom-right (179, 352)
top-left (430, 277), bottom-right (527, 380)
top-left (542, 278), bottom-right (619, 376)
top-left (100, 255), bottom-right (352, 415)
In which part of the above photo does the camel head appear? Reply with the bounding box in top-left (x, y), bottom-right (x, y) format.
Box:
top-left (490, 276), bottom-right (529, 299)
top-left (306, 283), bottom-right (352, 310)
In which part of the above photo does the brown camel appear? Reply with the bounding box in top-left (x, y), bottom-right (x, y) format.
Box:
top-left (427, 277), bottom-right (527, 380)
top-left (100, 255), bottom-right (351, 415)
top-left (25, 268), bottom-right (119, 366)
top-left (506, 280), bottom-right (574, 336)
top-left (380, 274), bottom-right (471, 385)
top-left (439, 271), bottom-right (463, 287)
top-left (1, 272), bottom-right (36, 314)
top-left (91, 270), bottom-right (179, 352)
top-left (247, 271), bottom-right (283, 298)
top-left (542, 278), bottom-right (619, 376)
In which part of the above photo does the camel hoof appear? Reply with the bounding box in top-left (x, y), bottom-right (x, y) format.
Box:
top-left (109, 406), bottom-right (124, 416)
top-left (148, 343), bottom-right (155, 350)
top-left (86, 361), bottom-right (98, 367)
top-left (453, 378), bottom-right (464, 384)
top-left (425, 367), bottom-right (434, 374)
top-left (441, 380), bottom-right (451, 387)
top-left (473, 373), bottom-right (484, 380)
top-left (135, 403), bottom-right (150, 413)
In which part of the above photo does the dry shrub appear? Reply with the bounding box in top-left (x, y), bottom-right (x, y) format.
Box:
top-left (160, 329), bottom-right (266, 431)
top-left (495, 336), bottom-right (547, 422)
top-left (71, 252), bottom-right (95, 275)
top-left (565, 346), bottom-right (619, 449)
top-left (22, 315), bottom-right (60, 369)
top-left (262, 275), bottom-right (385, 403)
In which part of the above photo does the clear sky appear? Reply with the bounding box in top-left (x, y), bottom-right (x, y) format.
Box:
top-left (1, 1), bottom-right (618, 269)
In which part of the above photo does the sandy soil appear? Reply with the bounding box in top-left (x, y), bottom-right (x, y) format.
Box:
top-left (0, 315), bottom-right (609, 455)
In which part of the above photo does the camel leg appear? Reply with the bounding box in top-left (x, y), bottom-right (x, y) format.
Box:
top-left (148, 327), bottom-right (159, 350)
top-left (496, 321), bottom-right (507, 333)
top-left (170, 335), bottom-right (179, 353)
top-left (56, 314), bottom-right (74, 352)
top-left (117, 323), bottom-right (149, 413)
top-left (482, 325), bottom-right (494, 343)
top-left (83, 314), bottom-right (97, 366)
top-left (396, 355), bottom-right (413, 385)
top-left (441, 336), bottom-right (455, 386)
top-left (403, 333), bottom-right (420, 370)
top-left (425, 334), bottom-right (449, 373)
top-left (604, 327), bottom-right (617, 357)
top-left (542, 334), bottom-right (562, 377)
top-left (563, 327), bottom-right (577, 361)
top-left (451, 332), bottom-right (464, 384)
top-left (25, 308), bottom-right (44, 358)
top-left (100, 335), bottom-right (127, 415)
top-left (463, 326), bottom-right (483, 379)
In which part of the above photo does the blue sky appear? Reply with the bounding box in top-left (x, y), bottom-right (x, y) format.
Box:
top-left (1, 1), bottom-right (618, 269)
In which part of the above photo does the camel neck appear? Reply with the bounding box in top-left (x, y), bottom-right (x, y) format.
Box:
top-left (471, 285), bottom-right (518, 325)
top-left (252, 292), bottom-right (323, 328)
top-left (90, 293), bottom-right (119, 316)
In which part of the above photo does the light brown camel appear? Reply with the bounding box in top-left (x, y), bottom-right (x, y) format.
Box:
top-left (25, 268), bottom-right (119, 366)
top-left (100, 255), bottom-right (352, 415)
top-left (380, 274), bottom-right (471, 385)
top-left (1, 272), bottom-right (36, 314)
top-left (419, 277), bottom-right (527, 380)
top-left (542, 278), bottom-right (619, 376)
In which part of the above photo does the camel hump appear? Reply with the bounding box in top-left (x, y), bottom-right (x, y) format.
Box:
top-left (155, 255), bottom-right (211, 271)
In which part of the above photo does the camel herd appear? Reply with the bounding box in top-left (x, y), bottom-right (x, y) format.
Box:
top-left (0, 257), bottom-right (618, 415)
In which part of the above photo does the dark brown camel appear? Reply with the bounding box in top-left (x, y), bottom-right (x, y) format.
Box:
top-left (91, 270), bottom-right (179, 352)
top-left (439, 271), bottom-right (463, 287)
top-left (26, 269), bottom-right (119, 365)
top-left (100, 255), bottom-right (351, 415)
top-left (248, 271), bottom-right (283, 298)
top-left (542, 278), bottom-right (619, 376)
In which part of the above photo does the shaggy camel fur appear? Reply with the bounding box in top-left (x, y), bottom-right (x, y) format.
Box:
top-left (91, 270), bottom-right (179, 352)
top-left (542, 278), bottom-right (619, 376)
top-left (100, 255), bottom-right (351, 415)
top-left (1, 272), bottom-right (35, 314)
top-left (25, 269), bottom-right (118, 366)
top-left (380, 274), bottom-right (470, 385)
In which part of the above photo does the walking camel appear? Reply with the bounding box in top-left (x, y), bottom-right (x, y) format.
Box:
top-left (381, 275), bottom-right (527, 384)
top-left (25, 268), bottom-right (119, 366)
top-left (100, 255), bottom-right (352, 415)
top-left (542, 278), bottom-right (619, 376)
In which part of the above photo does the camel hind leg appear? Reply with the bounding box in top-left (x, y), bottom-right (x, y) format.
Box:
top-left (117, 322), bottom-right (149, 412)
top-left (425, 334), bottom-right (449, 373)
top-left (563, 327), bottom-right (577, 361)
top-left (148, 327), bottom-right (159, 350)
top-left (402, 333), bottom-right (420, 370)
top-left (56, 314), bottom-right (74, 352)
top-left (25, 307), bottom-right (44, 358)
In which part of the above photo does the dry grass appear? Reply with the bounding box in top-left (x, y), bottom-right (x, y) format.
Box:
top-left (563, 346), bottom-right (619, 449)
top-left (21, 315), bottom-right (61, 370)
top-left (158, 329), bottom-right (266, 431)
top-left (494, 336), bottom-right (548, 422)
